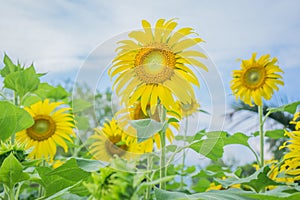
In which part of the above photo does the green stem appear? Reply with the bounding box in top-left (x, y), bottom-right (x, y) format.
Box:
top-left (159, 130), bottom-right (167, 190)
top-left (9, 187), bottom-right (14, 200)
top-left (180, 117), bottom-right (188, 190)
top-left (145, 155), bottom-right (152, 200)
top-left (258, 105), bottom-right (264, 167)
top-left (38, 160), bottom-right (45, 198)
top-left (11, 92), bottom-right (19, 145)
top-left (248, 145), bottom-right (260, 166)
top-left (15, 183), bottom-right (22, 200)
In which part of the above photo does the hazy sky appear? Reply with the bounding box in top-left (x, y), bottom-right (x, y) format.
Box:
top-left (1, 0), bottom-right (299, 164)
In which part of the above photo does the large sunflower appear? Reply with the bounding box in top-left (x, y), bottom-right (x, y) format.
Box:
top-left (280, 112), bottom-right (300, 180)
top-left (230, 53), bottom-right (284, 106)
top-left (116, 101), bottom-right (179, 151)
top-left (89, 119), bottom-right (143, 162)
top-left (109, 18), bottom-right (208, 115)
top-left (16, 99), bottom-right (75, 162)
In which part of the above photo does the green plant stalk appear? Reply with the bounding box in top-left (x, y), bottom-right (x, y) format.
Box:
top-left (15, 183), bottom-right (22, 200)
top-left (258, 105), bottom-right (264, 167)
top-left (180, 117), bottom-right (188, 190)
top-left (145, 155), bottom-right (152, 200)
top-left (38, 160), bottom-right (46, 198)
top-left (159, 130), bottom-right (167, 190)
top-left (11, 92), bottom-right (19, 145)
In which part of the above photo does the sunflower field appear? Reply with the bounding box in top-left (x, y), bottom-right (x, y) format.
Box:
top-left (1, 18), bottom-right (300, 200)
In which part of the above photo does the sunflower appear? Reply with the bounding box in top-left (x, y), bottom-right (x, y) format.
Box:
top-left (177, 98), bottom-right (200, 117)
top-left (89, 119), bottom-right (143, 162)
top-left (116, 101), bottom-right (179, 151)
top-left (16, 99), bottom-right (75, 162)
top-left (280, 112), bottom-right (300, 180)
top-left (109, 18), bottom-right (208, 115)
top-left (230, 53), bottom-right (284, 106)
top-left (253, 159), bottom-right (294, 189)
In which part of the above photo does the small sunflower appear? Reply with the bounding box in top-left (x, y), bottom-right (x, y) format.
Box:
top-left (280, 112), bottom-right (300, 180)
top-left (16, 99), bottom-right (75, 162)
top-left (89, 119), bottom-right (143, 162)
top-left (116, 101), bottom-right (179, 150)
top-left (231, 53), bottom-right (284, 106)
top-left (177, 98), bottom-right (200, 117)
top-left (109, 18), bottom-right (207, 115)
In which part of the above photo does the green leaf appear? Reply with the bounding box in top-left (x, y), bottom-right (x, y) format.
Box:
top-left (265, 129), bottom-right (286, 139)
top-left (0, 153), bottom-right (29, 188)
top-left (130, 119), bottom-right (164, 143)
top-left (190, 131), bottom-right (227, 161)
top-left (175, 130), bottom-right (205, 143)
top-left (0, 101), bottom-right (34, 141)
top-left (47, 85), bottom-right (69, 101)
top-left (72, 99), bottom-right (93, 113)
top-left (75, 116), bottom-right (90, 130)
top-left (224, 132), bottom-right (251, 147)
top-left (4, 65), bottom-right (40, 98)
top-left (36, 167), bottom-right (77, 196)
top-left (214, 166), bottom-right (282, 192)
top-left (47, 158), bottom-right (90, 182)
top-left (75, 158), bottom-right (107, 172)
top-left (33, 82), bottom-right (55, 99)
top-left (0, 54), bottom-right (20, 77)
top-left (268, 101), bottom-right (300, 115)
top-left (21, 94), bottom-right (42, 106)
top-left (166, 145), bottom-right (178, 152)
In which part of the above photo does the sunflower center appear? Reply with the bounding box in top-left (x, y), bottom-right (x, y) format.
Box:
top-left (27, 115), bottom-right (56, 141)
top-left (134, 44), bottom-right (176, 84)
top-left (105, 136), bottom-right (128, 157)
top-left (243, 67), bottom-right (266, 89)
top-left (32, 119), bottom-right (50, 134)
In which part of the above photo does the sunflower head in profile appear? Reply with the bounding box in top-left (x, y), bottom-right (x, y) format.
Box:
top-left (116, 101), bottom-right (179, 151)
top-left (109, 18), bottom-right (208, 115)
top-left (178, 98), bottom-right (200, 117)
top-left (16, 99), bottom-right (75, 162)
top-left (230, 53), bottom-right (284, 106)
top-left (89, 119), bottom-right (143, 162)
top-left (280, 111), bottom-right (300, 181)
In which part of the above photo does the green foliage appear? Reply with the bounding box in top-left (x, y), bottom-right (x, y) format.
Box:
top-left (155, 187), bottom-right (300, 200)
top-left (0, 101), bottom-right (34, 141)
top-left (268, 101), bottom-right (300, 115)
top-left (131, 119), bottom-right (164, 143)
top-left (36, 167), bottom-right (80, 197)
top-left (214, 166), bottom-right (282, 192)
top-left (190, 131), bottom-right (226, 161)
top-left (0, 153), bottom-right (29, 189)
top-left (48, 158), bottom-right (90, 182)
top-left (4, 65), bottom-right (41, 99)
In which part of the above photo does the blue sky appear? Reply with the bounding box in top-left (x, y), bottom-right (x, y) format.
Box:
top-left (1, 0), bottom-right (300, 165)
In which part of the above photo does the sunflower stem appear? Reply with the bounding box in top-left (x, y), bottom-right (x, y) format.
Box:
top-left (9, 187), bottom-right (14, 200)
top-left (258, 105), bottom-right (265, 167)
top-left (11, 92), bottom-right (19, 145)
top-left (180, 117), bottom-right (188, 190)
top-left (145, 155), bottom-right (152, 199)
top-left (38, 160), bottom-right (45, 198)
top-left (159, 130), bottom-right (167, 190)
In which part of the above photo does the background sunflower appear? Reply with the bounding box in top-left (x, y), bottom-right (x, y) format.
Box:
top-left (16, 99), bottom-right (75, 162)
top-left (89, 119), bottom-right (144, 162)
top-left (230, 53), bottom-right (284, 106)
